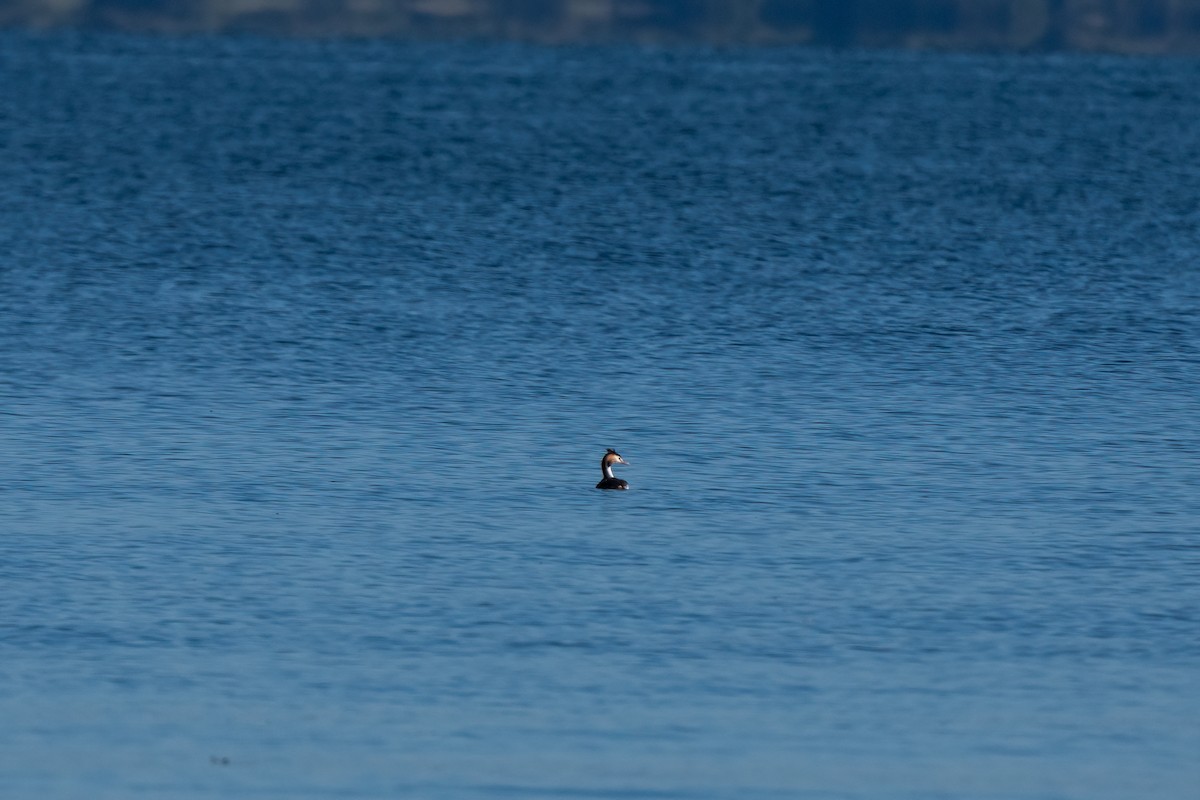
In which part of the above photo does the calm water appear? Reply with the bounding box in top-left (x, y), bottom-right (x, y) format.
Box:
top-left (1, 32), bottom-right (1199, 799)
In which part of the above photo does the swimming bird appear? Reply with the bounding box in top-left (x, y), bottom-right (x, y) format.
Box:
top-left (596, 448), bottom-right (629, 490)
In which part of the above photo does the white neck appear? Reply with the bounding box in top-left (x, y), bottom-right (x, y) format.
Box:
top-left (603, 463), bottom-right (614, 479)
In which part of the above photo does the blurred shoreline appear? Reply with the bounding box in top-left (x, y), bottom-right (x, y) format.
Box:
top-left (4, 0), bottom-right (1200, 54)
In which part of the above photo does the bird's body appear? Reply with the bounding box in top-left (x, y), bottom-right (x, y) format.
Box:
top-left (596, 448), bottom-right (629, 490)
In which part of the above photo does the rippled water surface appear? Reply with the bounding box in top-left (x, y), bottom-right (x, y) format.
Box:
top-left (1, 32), bottom-right (1199, 799)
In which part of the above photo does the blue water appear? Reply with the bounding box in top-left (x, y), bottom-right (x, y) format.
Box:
top-left (2, 32), bottom-right (1199, 799)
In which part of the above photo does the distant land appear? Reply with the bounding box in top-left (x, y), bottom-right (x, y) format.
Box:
top-left (4, 0), bottom-right (1200, 53)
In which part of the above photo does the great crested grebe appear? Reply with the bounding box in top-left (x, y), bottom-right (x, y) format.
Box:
top-left (596, 448), bottom-right (629, 490)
